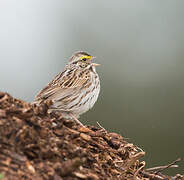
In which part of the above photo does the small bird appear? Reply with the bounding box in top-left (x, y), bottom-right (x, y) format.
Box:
top-left (34, 51), bottom-right (100, 126)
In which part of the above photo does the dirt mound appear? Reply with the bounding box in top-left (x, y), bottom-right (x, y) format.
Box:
top-left (0, 92), bottom-right (183, 179)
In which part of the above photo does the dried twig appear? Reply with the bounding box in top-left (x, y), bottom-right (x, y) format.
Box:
top-left (141, 171), bottom-right (165, 180)
top-left (155, 158), bottom-right (181, 174)
top-left (96, 121), bottom-right (106, 131)
top-left (146, 165), bottom-right (178, 172)
top-left (136, 146), bottom-right (144, 152)
top-left (133, 161), bottom-right (145, 180)
top-left (125, 152), bottom-right (145, 170)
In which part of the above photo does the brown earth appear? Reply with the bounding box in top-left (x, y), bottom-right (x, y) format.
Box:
top-left (0, 91), bottom-right (183, 180)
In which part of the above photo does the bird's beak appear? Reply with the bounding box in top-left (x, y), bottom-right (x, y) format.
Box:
top-left (92, 63), bottom-right (100, 67)
top-left (91, 56), bottom-right (96, 59)
top-left (91, 56), bottom-right (100, 66)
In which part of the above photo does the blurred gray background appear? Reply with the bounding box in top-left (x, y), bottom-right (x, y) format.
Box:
top-left (0, 0), bottom-right (183, 175)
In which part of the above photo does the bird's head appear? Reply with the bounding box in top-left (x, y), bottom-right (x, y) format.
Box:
top-left (68, 51), bottom-right (100, 69)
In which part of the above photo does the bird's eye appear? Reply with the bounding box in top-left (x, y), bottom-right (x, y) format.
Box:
top-left (82, 58), bottom-right (87, 61)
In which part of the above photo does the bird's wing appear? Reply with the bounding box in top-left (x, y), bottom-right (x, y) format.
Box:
top-left (34, 69), bottom-right (89, 109)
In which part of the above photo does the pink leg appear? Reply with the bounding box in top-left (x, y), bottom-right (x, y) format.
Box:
top-left (69, 113), bottom-right (84, 126)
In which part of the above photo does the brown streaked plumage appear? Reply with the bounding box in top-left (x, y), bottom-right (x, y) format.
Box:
top-left (33, 51), bottom-right (100, 126)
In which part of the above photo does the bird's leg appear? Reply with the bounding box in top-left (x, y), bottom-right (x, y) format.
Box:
top-left (69, 113), bottom-right (84, 126)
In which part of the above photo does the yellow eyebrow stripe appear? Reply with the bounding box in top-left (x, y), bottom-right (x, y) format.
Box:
top-left (80, 55), bottom-right (92, 60)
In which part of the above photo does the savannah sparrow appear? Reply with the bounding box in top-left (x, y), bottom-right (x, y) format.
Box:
top-left (34, 51), bottom-right (100, 126)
